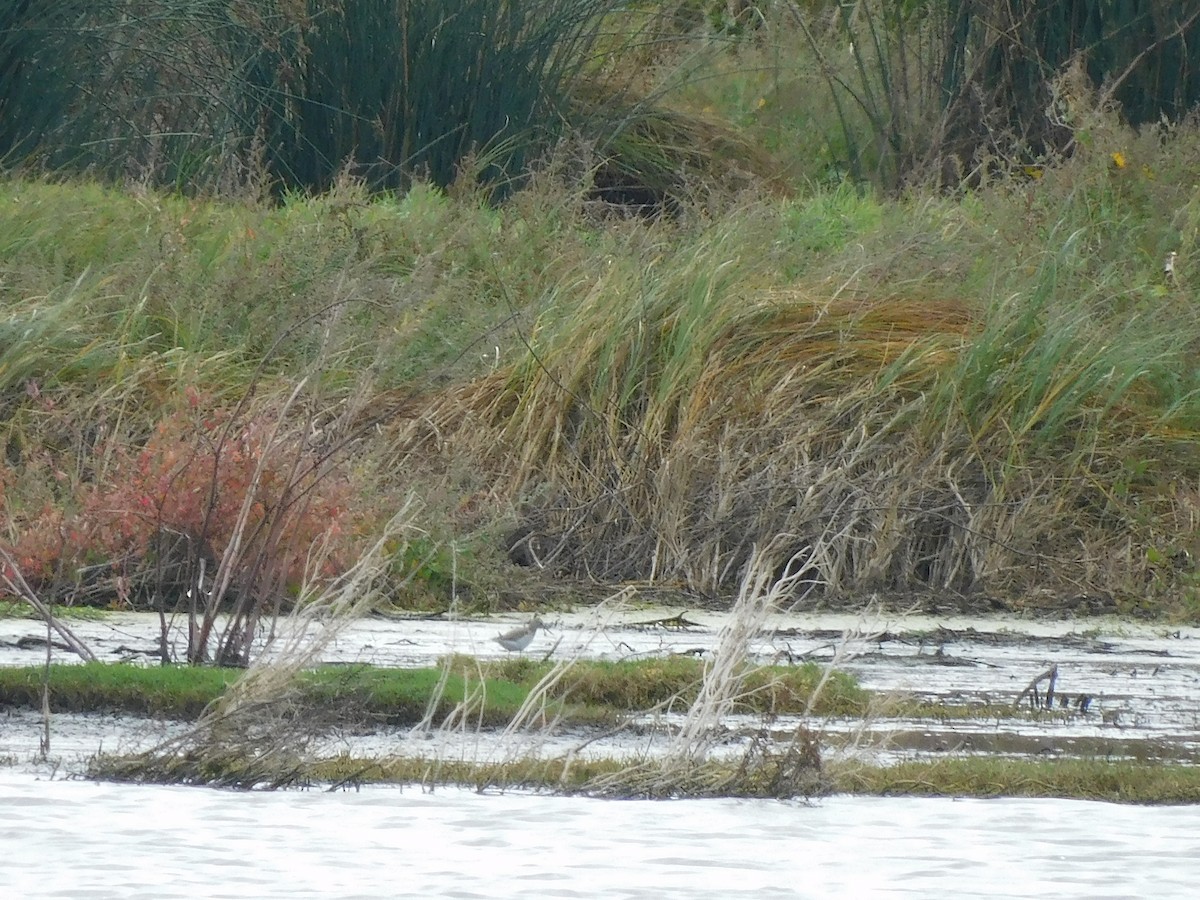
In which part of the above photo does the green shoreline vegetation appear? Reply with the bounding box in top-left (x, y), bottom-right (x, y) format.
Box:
top-left (306, 757), bottom-right (1200, 805)
top-left (3, 3), bottom-right (1200, 799)
top-left (0, 658), bottom-right (867, 722)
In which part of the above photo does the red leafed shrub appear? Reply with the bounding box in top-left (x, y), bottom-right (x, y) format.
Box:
top-left (3, 502), bottom-right (67, 582)
top-left (2, 396), bottom-right (368, 606)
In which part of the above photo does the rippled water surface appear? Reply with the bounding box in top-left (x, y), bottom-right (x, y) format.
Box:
top-left (1, 771), bottom-right (1197, 899)
top-left (3, 611), bottom-right (1199, 897)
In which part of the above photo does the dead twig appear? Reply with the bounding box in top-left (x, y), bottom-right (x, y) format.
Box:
top-left (0, 547), bottom-right (97, 662)
top-left (1013, 664), bottom-right (1058, 710)
top-left (627, 612), bottom-right (703, 630)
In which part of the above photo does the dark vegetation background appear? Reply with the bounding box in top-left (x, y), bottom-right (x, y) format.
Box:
top-left (4, 1), bottom-right (1198, 196)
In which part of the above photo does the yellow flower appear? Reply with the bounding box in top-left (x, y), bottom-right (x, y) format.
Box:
top-left (1110, 151), bottom-right (1127, 169)
top-left (756, 97), bottom-right (767, 110)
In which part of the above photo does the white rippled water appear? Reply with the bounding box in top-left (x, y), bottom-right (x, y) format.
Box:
top-left (1, 771), bottom-right (1197, 899)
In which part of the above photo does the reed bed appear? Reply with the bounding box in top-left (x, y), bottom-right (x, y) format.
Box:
top-left (421, 187), bottom-right (1200, 607)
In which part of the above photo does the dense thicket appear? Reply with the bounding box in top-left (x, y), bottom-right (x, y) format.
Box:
top-left (0, 0), bottom-right (615, 193)
top-left (3, 2), bottom-right (1199, 195)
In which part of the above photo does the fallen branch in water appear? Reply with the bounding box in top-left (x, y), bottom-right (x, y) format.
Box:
top-left (1014, 664), bottom-right (1058, 710)
top-left (627, 612), bottom-right (703, 630)
top-left (0, 547), bottom-right (96, 662)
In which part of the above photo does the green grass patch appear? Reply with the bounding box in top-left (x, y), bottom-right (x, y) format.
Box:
top-left (828, 758), bottom-right (1200, 805)
top-left (471, 655), bottom-right (868, 717)
top-left (0, 657), bottom-right (867, 723)
top-left (0, 663), bottom-right (241, 718)
top-left (0, 662), bottom-right (531, 725)
top-left (299, 664), bottom-right (532, 728)
top-left (217, 750), bottom-right (1200, 803)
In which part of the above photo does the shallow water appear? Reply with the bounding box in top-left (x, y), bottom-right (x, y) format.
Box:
top-left (1, 771), bottom-right (1197, 899)
top-left (3, 613), bottom-right (1199, 898)
top-left (3, 610), bottom-right (1198, 766)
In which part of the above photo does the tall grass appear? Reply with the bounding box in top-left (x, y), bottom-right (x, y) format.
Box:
top-left (6, 58), bottom-right (1200, 618)
top-left (583, 549), bottom-right (828, 798)
top-left (2, 1), bottom-right (257, 188)
top-left (422, 129), bottom-right (1200, 607)
top-left (781, 0), bottom-right (1200, 190)
top-left (250, 0), bottom-right (627, 194)
top-left (435, 212), bottom-right (976, 592)
top-left (0, 175), bottom-right (586, 619)
top-left (0, 1), bottom-right (115, 170)
top-left (0, 1), bottom-right (632, 195)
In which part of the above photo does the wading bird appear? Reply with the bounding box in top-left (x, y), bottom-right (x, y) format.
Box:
top-left (494, 616), bottom-right (544, 652)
